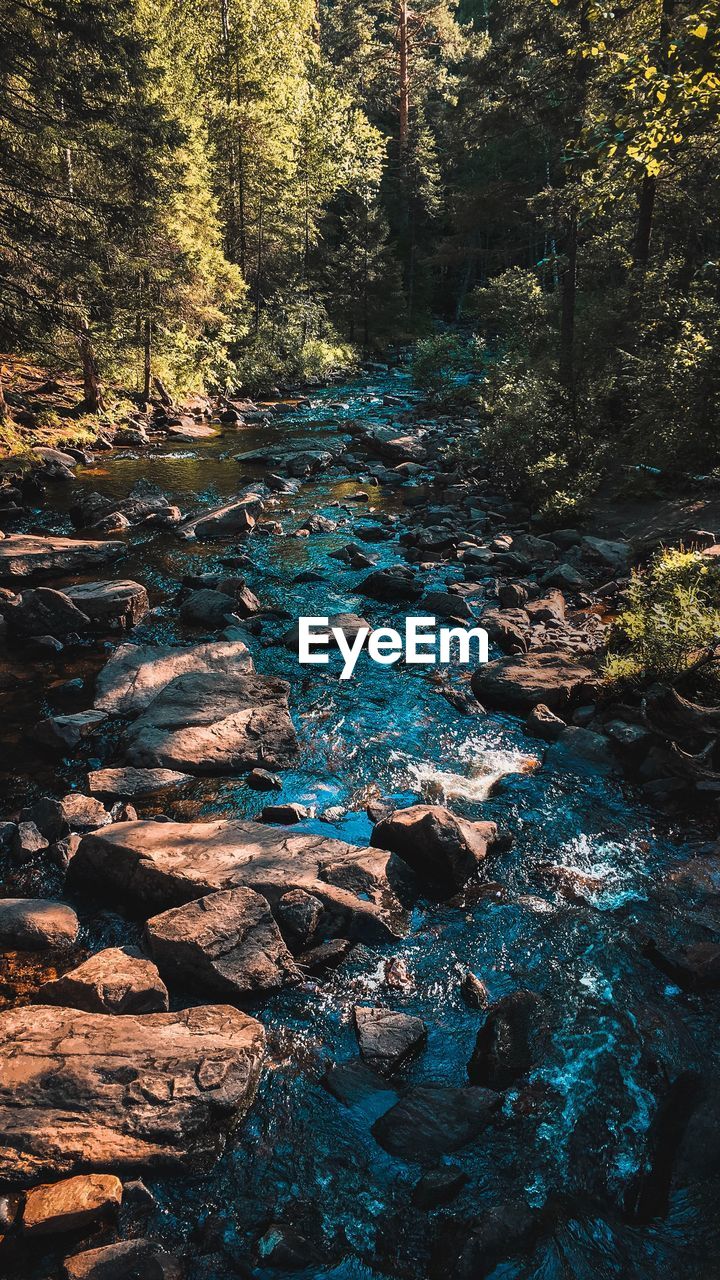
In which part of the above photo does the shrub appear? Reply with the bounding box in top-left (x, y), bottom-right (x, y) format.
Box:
top-left (411, 333), bottom-right (484, 399)
top-left (603, 548), bottom-right (720, 684)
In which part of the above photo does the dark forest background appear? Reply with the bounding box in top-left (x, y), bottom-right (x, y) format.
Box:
top-left (1, 0), bottom-right (718, 502)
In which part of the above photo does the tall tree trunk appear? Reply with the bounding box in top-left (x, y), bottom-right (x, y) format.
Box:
top-left (141, 269), bottom-right (152, 402)
top-left (559, 209), bottom-right (577, 392)
top-left (632, 0), bottom-right (676, 269)
top-left (77, 325), bottom-right (105, 413)
top-left (633, 174), bottom-right (657, 268)
top-left (0, 369), bottom-right (7, 423)
top-left (398, 0), bottom-right (409, 156)
top-left (255, 198), bottom-right (264, 335)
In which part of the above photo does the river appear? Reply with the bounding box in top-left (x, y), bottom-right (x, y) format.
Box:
top-left (1, 372), bottom-right (716, 1280)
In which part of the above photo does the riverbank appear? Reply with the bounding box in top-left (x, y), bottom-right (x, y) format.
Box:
top-left (0, 368), bottom-right (718, 1280)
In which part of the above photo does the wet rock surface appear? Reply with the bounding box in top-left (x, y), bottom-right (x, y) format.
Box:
top-left (145, 887), bottom-right (301, 998)
top-left (0, 1004), bottom-right (265, 1182)
top-left (0, 373), bottom-right (715, 1279)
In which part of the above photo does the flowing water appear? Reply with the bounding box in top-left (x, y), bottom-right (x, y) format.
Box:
top-left (2, 375), bottom-right (719, 1280)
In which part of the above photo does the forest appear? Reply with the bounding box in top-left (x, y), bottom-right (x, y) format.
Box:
top-left (2, 4), bottom-right (720, 1279)
top-left (2, 0), bottom-right (719, 499)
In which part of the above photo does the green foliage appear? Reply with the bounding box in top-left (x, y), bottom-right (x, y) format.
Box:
top-left (412, 333), bottom-right (484, 394)
top-left (604, 548), bottom-right (720, 683)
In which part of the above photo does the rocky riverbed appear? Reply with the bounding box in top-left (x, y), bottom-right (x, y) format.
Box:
top-left (0, 371), bottom-right (718, 1279)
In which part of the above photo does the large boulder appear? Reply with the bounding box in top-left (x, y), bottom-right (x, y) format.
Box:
top-left (22, 1173), bottom-right (122, 1236)
top-left (371, 1086), bottom-right (500, 1163)
top-left (0, 534), bottom-right (125, 580)
top-left (0, 1003), bottom-right (265, 1183)
top-left (145, 887), bottom-right (300, 998)
top-left (38, 946), bottom-right (169, 1014)
top-left (0, 900), bottom-right (79, 951)
top-left (370, 804), bottom-right (499, 891)
top-left (68, 819), bottom-right (410, 943)
top-left (4, 588), bottom-right (91, 638)
top-left (467, 990), bottom-right (549, 1089)
top-left (471, 648), bottom-right (597, 713)
top-left (94, 639), bottom-right (254, 716)
top-left (64, 1239), bottom-right (182, 1280)
top-left (63, 580), bottom-right (149, 631)
top-left (122, 671), bottom-right (298, 773)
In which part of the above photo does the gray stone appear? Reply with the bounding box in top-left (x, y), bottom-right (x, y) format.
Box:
top-left (145, 887), bottom-right (301, 998)
top-left (0, 534), bottom-right (125, 580)
top-left (123, 671), bottom-right (298, 774)
top-left (94, 639), bottom-right (254, 716)
top-left (354, 1006), bottom-right (427, 1074)
top-left (63, 580), bottom-right (149, 630)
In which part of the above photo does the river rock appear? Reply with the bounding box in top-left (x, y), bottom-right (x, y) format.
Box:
top-left (281, 612), bottom-right (372, 651)
top-left (0, 899), bottom-right (79, 951)
top-left (525, 703), bottom-right (566, 741)
top-left (4, 588), bottom-right (91, 638)
top-left (38, 946), bottom-right (169, 1014)
top-left (181, 497), bottom-right (262, 540)
top-left (22, 1173), bottom-right (122, 1236)
top-left (180, 588), bottom-right (238, 628)
top-left (467, 990), bottom-right (549, 1089)
top-left (123, 670), bottom-right (298, 773)
top-left (63, 580), bottom-right (149, 630)
top-left (581, 535), bottom-right (630, 571)
top-left (59, 793), bottom-right (111, 832)
top-left (145, 887), bottom-right (301, 998)
top-left (354, 1006), bottom-right (427, 1074)
top-left (413, 1165), bottom-right (468, 1210)
top-left (88, 767), bottom-right (192, 797)
top-left (0, 534), bottom-right (125, 580)
top-left (471, 648), bottom-right (597, 713)
top-left (435, 1200), bottom-right (545, 1280)
top-left (14, 821), bottom-right (49, 860)
top-left (371, 1085), bottom-right (500, 1162)
top-left (0, 1003), bottom-right (265, 1182)
top-left (275, 888), bottom-right (323, 948)
top-left (68, 819), bottom-right (410, 942)
top-left (63, 1239), bottom-right (183, 1280)
top-left (34, 710), bottom-right (109, 752)
top-left (359, 567), bottom-right (422, 602)
top-left (371, 804), bottom-right (498, 891)
top-left (94, 639), bottom-right (254, 716)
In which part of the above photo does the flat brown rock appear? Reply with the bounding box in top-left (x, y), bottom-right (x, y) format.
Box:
top-left (94, 639), bottom-right (254, 716)
top-left (471, 648), bottom-right (597, 713)
top-left (145, 887), bottom-right (300, 997)
top-left (123, 670), bottom-right (298, 773)
top-left (68, 819), bottom-right (410, 942)
top-left (22, 1173), bottom-right (122, 1236)
top-left (64, 1239), bottom-right (183, 1280)
top-left (0, 899), bottom-right (79, 951)
top-left (87, 767), bottom-right (192, 797)
top-left (38, 946), bottom-right (169, 1014)
top-left (0, 1003), bottom-right (265, 1183)
top-left (0, 534), bottom-right (125, 580)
